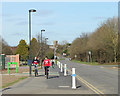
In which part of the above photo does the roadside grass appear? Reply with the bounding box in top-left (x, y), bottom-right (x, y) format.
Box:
top-left (60, 58), bottom-right (65, 60)
top-left (72, 60), bottom-right (99, 65)
top-left (20, 65), bottom-right (29, 67)
top-left (20, 61), bottom-right (27, 64)
top-left (72, 60), bottom-right (118, 66)
top-left (2, 76), bottom-right (28, 88)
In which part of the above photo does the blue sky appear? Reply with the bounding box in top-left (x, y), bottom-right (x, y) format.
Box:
top-left (2, 2), bottom-right (118, 46)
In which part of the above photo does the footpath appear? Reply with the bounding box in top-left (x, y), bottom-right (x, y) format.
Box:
top-left (2, 64), bottom-right (94, 94)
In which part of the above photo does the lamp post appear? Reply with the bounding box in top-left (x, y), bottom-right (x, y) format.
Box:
top-left (45, 38), bottom-right (48, 56)
top-left (41, 29), bottom-right (45, 68)
top-left (114, 23), bottom-right (117, 63)
top-left (29, 9), bottom-right (36, 76)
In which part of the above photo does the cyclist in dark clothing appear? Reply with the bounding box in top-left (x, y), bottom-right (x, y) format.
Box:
top-left (32, 57), bottom-right (40, 72)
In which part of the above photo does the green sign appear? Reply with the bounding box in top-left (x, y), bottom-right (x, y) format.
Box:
top-left (7, 62), bottom-right (17, 74)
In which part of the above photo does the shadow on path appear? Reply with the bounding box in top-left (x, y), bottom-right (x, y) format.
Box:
top-left (48, 76), bottom-right (59, 79)
top-left (34, 74), bottom-right (45, 77)
top-left (2, 87), bottom-right (12, 92)
top-left (76, 85), bottom-right (81, 89)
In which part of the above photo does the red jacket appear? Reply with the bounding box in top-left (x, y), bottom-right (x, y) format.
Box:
top-left (43, 59), bottom-right (52, 67)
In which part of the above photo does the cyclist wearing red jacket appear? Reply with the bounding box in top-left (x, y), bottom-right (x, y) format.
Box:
top-left (43, 56), bottom-right (52, 76)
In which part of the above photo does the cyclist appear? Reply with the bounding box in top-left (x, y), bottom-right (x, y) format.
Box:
top-left (43, 56), bottom-right (52, 79)
top-left (32, 57), bottom-right (40, 74)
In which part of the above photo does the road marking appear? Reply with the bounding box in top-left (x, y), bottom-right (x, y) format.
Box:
top-left (67, 68), bottom-right (105, 95)
top-left (58, 86), bottom-right (70, 88)
top-left (76, 75), bottom-right (104, 94)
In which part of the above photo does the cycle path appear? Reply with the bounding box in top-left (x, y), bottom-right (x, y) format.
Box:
top-left (2, 65), bottom-right (94, 94)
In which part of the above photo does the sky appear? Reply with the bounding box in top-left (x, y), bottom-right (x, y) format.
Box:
top-left (1, 2), bottom-right (118, 46)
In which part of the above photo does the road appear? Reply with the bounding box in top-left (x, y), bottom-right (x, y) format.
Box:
top-left (60, 59), bottom-right (118, 94)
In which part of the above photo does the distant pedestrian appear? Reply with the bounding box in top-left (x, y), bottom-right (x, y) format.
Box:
top-left (51, 59), bottom-right (55, 68)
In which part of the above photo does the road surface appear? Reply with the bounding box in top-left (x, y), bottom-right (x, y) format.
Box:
top-left (60, 59), bottom-right (118, 94)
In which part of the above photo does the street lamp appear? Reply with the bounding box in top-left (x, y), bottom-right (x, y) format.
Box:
top-left (29, 9), bottom-right (36, 76)
top-left (45, 38), bottom-right (48, 56)
top-left (41, 29), bottom-right (45, 68)
top-left (45, 37), bottom-right (48, 41)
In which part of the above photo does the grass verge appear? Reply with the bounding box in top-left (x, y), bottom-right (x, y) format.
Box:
top-left (60, 58), bottom-right (65, 60)
top-left (2, 76), bottom-right (28, 88)
top-left (72, 60), bottom-right (99, 65)
top-left (72, 60), bottom-right (118, 66)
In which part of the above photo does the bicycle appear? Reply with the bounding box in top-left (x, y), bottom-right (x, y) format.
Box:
top-left (34, 64), bottom-right (38, 77)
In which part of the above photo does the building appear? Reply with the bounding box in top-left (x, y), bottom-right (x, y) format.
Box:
top-left (53, 41), bottom-right (58, 48)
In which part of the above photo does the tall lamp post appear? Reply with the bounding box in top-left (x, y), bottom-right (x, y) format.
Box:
top-left (41, 29), bottom-right (45, 68)
top-left (45, 38), bottom-right (48, 56)
top-left (29, 9), bottom-right (36, 76)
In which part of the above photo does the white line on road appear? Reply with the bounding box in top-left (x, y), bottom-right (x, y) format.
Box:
top-left (58, 86), bottom-right (70, 88)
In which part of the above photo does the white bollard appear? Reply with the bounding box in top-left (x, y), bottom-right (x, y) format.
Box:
top-left (72, 68), bottom-right (76, 89)
top-left (64, 64), bottom-right (67, 76)
top-left (60, 63), bottom-right (63, 72)
top-left (57, 61), bottom-right (58, 66)
top-left (59, 62), bottom-right (61, 68)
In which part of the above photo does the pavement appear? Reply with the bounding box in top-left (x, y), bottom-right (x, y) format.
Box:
top-left (2, 65), bottom-right (94, 94)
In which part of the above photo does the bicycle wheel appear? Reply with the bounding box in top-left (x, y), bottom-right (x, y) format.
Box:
top-left (35, 69), bottom-right (37, 77)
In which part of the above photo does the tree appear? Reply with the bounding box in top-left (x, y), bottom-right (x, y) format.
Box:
top-left (105, 17), bottom-right (118, 63)
top-left (69, 33), bottom-right (89, 61)
top-left (57, 41), bottom-right (71, 56)
top-left (16, 39), bottom-right (28, 60)
top-left (30, 38), bottom-right (39, 59)
top-left (0, 36), bottom-right (13, 55)
top-left (69, 17), bottom-right (118, 63)
top-left (46, 49), bottom-right (54, 59)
